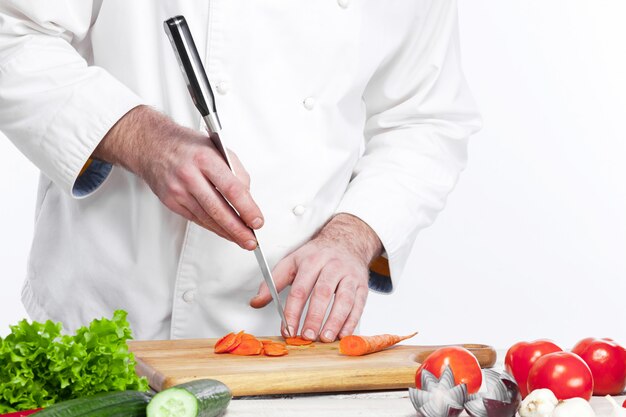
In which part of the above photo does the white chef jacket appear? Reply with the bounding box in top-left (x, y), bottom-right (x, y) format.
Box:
top-left (0, 0), bottom-right (481, 340)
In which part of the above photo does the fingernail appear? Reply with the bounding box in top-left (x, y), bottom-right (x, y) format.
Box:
top-left (303, 329), bottom-right (315, 340)
top-left (287, 326), bottom-right (295, 337)
top-left (244, 240), bottom-right (257, 250)
top-left (323, 330), bottom-right (334, 342)
top-left (250, 217), bottom-right (264, 229)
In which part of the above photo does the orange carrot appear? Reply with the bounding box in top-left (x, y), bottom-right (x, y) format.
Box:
top-left (263, 343), bottom-right (289, 357)
top-left (214, 331), bottom-right (243, 353)
top-left (225, 331), bottom-right (246, 353)
top-left (241, 333), bottom-right (257, 341)
top-left (285, 336), bottom-right (314, 346)
top-left (230, 338), bottom-right (264, 356)
top-left (260, 339), bottom-right (276, 345)
top-left (339, 332), bottom-right (417, 356)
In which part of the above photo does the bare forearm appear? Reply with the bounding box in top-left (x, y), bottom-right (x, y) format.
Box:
top-left (93, 105), bottom-right (194, 178)
top-left (92, 104), bottom-right (263, 249)
top-left (316, 213), bottom-right (383, 266)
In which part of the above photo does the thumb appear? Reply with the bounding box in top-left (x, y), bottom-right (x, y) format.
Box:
top-left (249, 255), bottom-right (297, 308)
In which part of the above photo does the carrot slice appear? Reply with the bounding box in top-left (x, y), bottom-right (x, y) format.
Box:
top-left (214, 331), bottom-right (241, 353)
top-left (259, 339), bottom-right (276, 345)
top-left (241, 333), bottom-right (257, 341)
top-left (224, 331), bottom-right (246, 353)
top-left (264, 343), bottom-right (289, 357)
top-left (285, 336), bottom-right (314, 346)
top-left (339, 332), bottom-right (417, 356)
top-left (230, 338), bottom-right (264, 356)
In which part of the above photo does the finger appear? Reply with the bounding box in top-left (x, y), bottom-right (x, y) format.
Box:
top-left (338, 285), bottom-right (369, 339)
top-left (167, 201), bottom-right (196, 223)
top-left (301, 261), bottom-right (343, 341)
top-left (319, 277), bottom-right (357, 342)
top-left (179, 194), bottom-right (233, 241)
top-left (187, 171), bottom-right (257, 250)
top-left (280, 259), bottom-right (322, 337)
top-left (199, 153), bottom-right (263, 230)
top-left (249, 255), bottom-right (297, 309)
top-left (228, 150), bottom-right (251, 189)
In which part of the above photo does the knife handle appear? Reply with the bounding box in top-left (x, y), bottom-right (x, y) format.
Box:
top-left (163, 15), bottom-right (221, 132)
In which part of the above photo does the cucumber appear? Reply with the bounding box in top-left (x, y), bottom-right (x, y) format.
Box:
top-left (147, 379), bottom-right (231, 417)
top-left (33, 390), bottom-right (152, 417)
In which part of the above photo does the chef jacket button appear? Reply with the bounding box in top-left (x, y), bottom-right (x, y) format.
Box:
top-left (337, 0), bottom-right (350, 9)
top-left (182, 289), bottom-right (196, 303)
top-left (292, 205), bottom-right (306, 216)
top-left (216, 81), bottom-right (230, 95)
top-left (303, 97), bottom-right (316, 110)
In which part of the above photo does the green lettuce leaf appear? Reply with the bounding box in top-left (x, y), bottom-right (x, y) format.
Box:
top-left (0, 310), bottom-right (148, 413)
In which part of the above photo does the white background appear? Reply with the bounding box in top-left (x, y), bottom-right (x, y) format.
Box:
top-left (1, 1), bottom-right (625, 349)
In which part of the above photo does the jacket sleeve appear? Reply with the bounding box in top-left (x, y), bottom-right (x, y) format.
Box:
top-left (335, 0), bottom-right (482, 293)
top-left (0, 1), bottom-right (144, 198)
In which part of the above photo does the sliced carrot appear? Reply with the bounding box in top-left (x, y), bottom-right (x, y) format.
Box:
top-left (214, 331), bottom-right (242, 353)
top-left (285, 336), bottom-right (314, 346)
top-left (230, 338), bottom-right (264, 356)
top-left (225, 331), bottom-right (246, 353)
top-left (241, 333), bottom-right (257, 341)
top-left (260, 339), bottom-right (276, 345)
top-left (263, 343), bottom-right (289, 357)
top-left (339, 332), bottom-right (417, 356)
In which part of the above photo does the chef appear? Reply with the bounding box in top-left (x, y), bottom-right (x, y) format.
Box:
top-left (0, 1), bottom-right (480, 341)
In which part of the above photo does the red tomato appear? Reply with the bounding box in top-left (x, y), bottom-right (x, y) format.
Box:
top-left (527, 351), bottom-right (594, 400)
top-left (623, 398), bottom-right (626, 408)
top-left (572, 337), bottom-right (626, 396)
top-left (504, 339), bottom-right (562, 398)
top-left (415, 346), bottom-right (483, 394)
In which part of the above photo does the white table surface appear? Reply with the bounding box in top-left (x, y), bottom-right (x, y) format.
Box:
top-left (224, 349), bottom-right (626, 417)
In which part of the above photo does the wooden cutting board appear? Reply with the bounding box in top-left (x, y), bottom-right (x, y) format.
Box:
top-left (129, 338), bottom-right (496, 396)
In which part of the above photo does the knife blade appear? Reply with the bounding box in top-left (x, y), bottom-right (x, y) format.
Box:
top-left (164, 15), bottom-right (292, 337)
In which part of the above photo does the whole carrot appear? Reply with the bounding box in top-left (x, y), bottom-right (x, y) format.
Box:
top-left (339, 332), bottom-right (418, 356)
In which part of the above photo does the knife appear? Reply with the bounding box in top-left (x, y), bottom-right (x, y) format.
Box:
top-left (164, 15), bottom-right (292, 337)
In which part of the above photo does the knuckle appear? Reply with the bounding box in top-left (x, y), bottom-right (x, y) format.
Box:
top-left (305, 309), bottom-right (325, 324)
top-left (204, 201), bottom-right (221, 220)
top-left (175, 165), bottom-right (195, 183)
top-left (343, 318), bottom-right (359, 332)
top-left (335, 288), bottom-right (355, 306)
top-left (314, 283), bottom-right (334, 299)
top-left (284, 309), bottom-right (301, 323)
top-left (231, 224), bottom-right (253, 242)
top-left (324, 318), bottom-right (344, 333)
top-left (305, 253), bottom-right (321, 267)
top-left (326, 258), bottom-right (342, 270)
top-left (165, 181), bottom-right (185, 199)
top-left (222, 179), bottom-right (245, 200)
top-left (289, 286), bottom-right (309, 302)
top-left (192, 149), bottom-right (212, 167)
top-left (161, 195), bottom-right (178, 209)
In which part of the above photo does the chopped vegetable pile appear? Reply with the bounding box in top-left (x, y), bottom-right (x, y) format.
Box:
top-left (213, 331), bottom-right (314, 356)
top-left (0, 310), bottom-right (148, 413)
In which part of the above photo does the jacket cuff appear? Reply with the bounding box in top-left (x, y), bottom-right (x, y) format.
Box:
top-left (72, 159), bottom-right (113, 197)
top-left (42, 69), bottom-right (143, 199)
top-left (335, 199), bottom-right (411, 295)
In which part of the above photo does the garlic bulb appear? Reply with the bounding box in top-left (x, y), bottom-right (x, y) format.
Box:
top-left (519, 389), bottom-right (558, 417)
top-left (605, 395), bottom-right (626, 417)
top-left (552, 398), bottom-right (595, 417)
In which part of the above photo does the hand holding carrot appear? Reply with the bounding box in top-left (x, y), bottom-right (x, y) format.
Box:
top-left (249, 213), bottom-right (382, 342)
